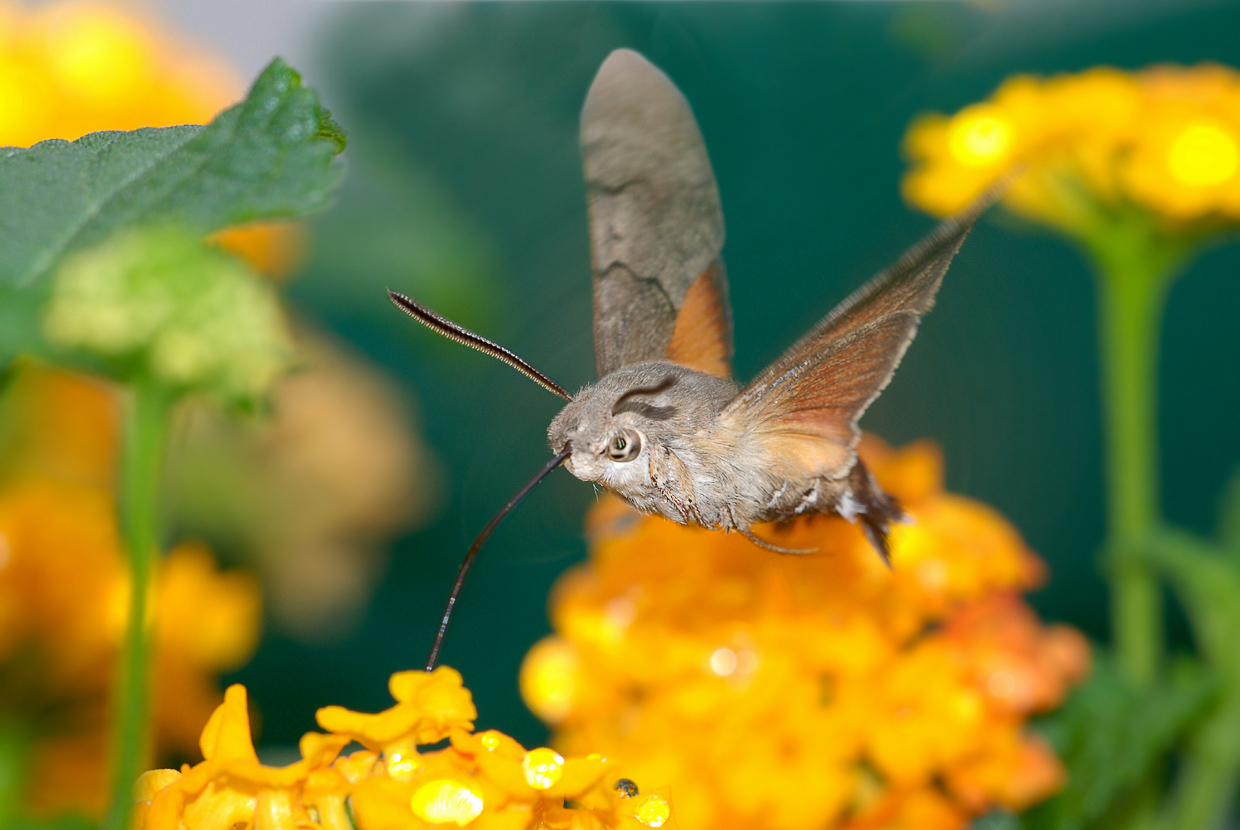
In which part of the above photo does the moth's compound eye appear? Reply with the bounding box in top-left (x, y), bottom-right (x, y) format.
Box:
top-left (607, 429), bottom-right (641, 462)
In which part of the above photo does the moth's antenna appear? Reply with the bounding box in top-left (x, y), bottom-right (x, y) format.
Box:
top-left (388, 290), bottom-right (572, 400)
top-left (425, 447), bottom-right (572, 672)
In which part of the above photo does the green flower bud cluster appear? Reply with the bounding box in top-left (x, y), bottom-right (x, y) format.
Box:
top-left (43, 227), bottom-right (293, 405)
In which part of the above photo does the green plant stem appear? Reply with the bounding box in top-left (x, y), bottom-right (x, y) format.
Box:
top-left (0, 717), bottom-right (30, 828)
top-left (102, 378), bottom-right (172, 830)
top-left (1088, 225), bottom-right (1183, 689)
top-left (1087, 220), bottom-right (1188, 830)
top-left (1097, 270), bottom-right (1164, 686)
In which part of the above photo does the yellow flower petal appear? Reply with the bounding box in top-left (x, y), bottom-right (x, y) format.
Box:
top-left (199, 684), bottom-right (259, 764)
top-left (451, 728), bottom-right (526, 760)
top-left (317, 666), bottom-right (477, 750)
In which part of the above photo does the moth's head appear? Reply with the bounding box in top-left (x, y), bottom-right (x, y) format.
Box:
top-left (548, 363), bottom-right (736, 490)
top-left (548, 362), bottom-right (694, 486)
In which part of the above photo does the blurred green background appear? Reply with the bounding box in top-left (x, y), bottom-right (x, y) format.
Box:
top-left (215, 1), bottom-right (1240, 749)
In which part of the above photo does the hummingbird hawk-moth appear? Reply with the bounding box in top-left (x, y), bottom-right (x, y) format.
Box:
top-left (391, 49), bottom-right (994, 669)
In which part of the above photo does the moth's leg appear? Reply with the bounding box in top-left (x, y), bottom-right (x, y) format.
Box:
top-left (739, 526), bottom-right (817, 555)
top-left (666, 446), bottom-right (705, 525)
top-left (651, 444), bottom-right (700, 525)
top-left (646, 444), bottom-right (681, 520)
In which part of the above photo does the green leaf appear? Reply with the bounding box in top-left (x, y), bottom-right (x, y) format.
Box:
top-left (0, 283), bottom-right (52, 365)
top-left (1218, 467), bottom-right (1240, 557)
top-left (1020, 656), bottom-right (1215, 830)
top-left (1139, 531), bottom-right (1240, 676)
top-left (974, 811), bottom-right (1021, 830)
top-left (0, 57), bottom-right (345, 288)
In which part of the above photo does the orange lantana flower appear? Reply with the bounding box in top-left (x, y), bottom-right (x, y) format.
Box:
top-left (522, 438), bottom-right (1089, 830)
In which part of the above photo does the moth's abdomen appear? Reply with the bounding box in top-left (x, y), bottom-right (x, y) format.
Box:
top-left (747, 459), bottom-right (904, 565)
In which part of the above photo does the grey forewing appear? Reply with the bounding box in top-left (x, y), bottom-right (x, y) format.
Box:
top-left (582, 48), bottom-right (728, 377)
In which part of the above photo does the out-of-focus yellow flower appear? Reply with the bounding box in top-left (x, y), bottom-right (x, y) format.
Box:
top-left (0, 1), bottom-right (235, 147)
top-left (136, 667), bottom-right (680, 830)
top-left (522, 438), bottom-right (1088, 830)
top-left (208, 223), bottom-right (308, 282)
top-left (3, 336), bottom-right (437, 643)
top-left (0, 481), bottom-right (260, 818)
top-left (150, 543), bottom-right (263, 753)
top-left (0, 361), bottom-right (117, 488)
top-left (902, 63), bottom-right (1240, 231)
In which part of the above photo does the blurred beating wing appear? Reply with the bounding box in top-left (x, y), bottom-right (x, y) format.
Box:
top-left (582, 49), bottom-right (732, 379)
top-left (722, 193), bottom-right (997, 478)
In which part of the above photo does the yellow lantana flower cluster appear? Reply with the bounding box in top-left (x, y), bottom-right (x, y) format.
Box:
top-left (136, 667), bottom-right (679, 830)
top-left (521, 439), bottom-right (1089, 830)
top-left (0, 481), bottom-right (260, 818)
top-left (902, 63), bottom-right (1240, 229)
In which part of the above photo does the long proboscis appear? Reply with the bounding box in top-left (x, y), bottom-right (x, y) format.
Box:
top-left (425, 448), bottom-right (572, 672)
top-left (388, 290), bottom-right (571, 400)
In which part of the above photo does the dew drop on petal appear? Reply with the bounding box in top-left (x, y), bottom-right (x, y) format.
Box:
top-left (635, 794), bottom-right (671, 828)
top-left (613, 778), bottom-right (639, 799)
top-left (522, 747), bottom-right (565, 789)
top-left (709, 647), bottom-right (738, 676)
top-left (410, 779), bottom-right (484, 826)
top-left (387, 750), bottom-right (422, 782)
